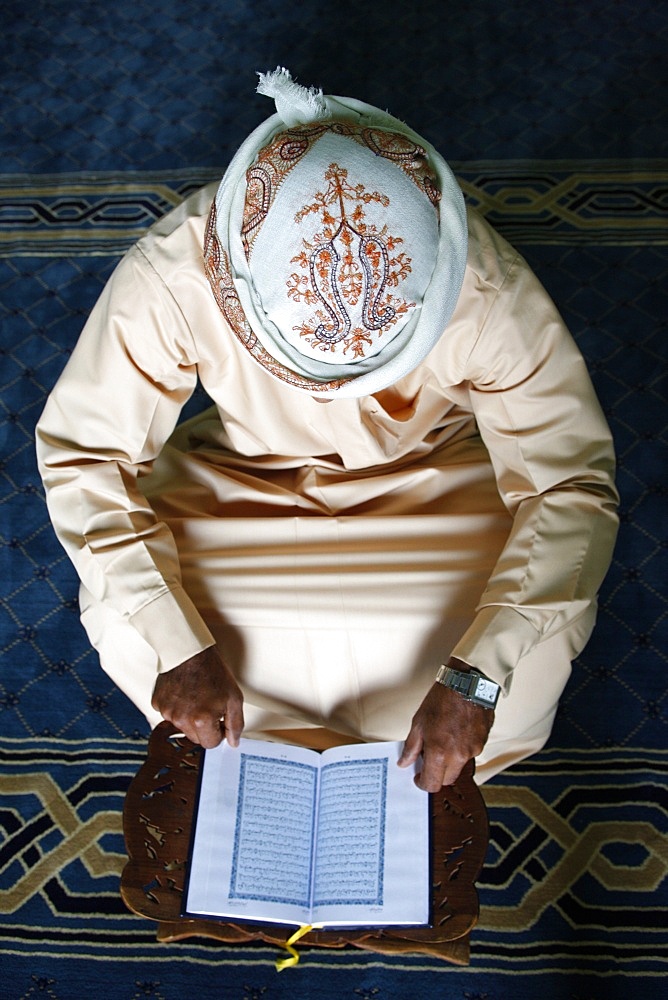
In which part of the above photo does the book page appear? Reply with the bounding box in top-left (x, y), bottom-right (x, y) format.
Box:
top-left (184, 738), bottom-right (429, 928)
top-left (184, 739), bottom-right (319, 925)
top-left (229, 754), bottom-right (316, 905)
top-left (313, 756), bottom-right (388, 907)
top-left (312, 741), bottom-right (429, 927)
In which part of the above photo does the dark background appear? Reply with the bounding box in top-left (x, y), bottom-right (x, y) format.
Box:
top-left (1, 1), bottom-right (666, 997)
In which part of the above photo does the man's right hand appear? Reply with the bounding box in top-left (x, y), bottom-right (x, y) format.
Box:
top-left (151, 645), bottom-right (244, 749)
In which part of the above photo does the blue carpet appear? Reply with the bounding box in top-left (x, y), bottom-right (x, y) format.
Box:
top-left (1, 2), bottom-right (667, 998)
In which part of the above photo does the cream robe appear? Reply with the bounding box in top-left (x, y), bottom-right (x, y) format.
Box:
top-left (36, 183), bottom-right (619, 782)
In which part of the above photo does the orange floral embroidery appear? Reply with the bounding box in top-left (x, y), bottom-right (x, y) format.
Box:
top-left (204, 201), bottom-right (349, 393)
top-left (204, 123), bottom-right (440, 389)
top-left (242, 122), bottom-right (440, 261)
top-left (289, 162), bottom-right (415, 357)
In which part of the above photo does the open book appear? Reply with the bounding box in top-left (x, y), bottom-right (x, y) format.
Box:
top-left (183, 738), bottom-right (430, 929)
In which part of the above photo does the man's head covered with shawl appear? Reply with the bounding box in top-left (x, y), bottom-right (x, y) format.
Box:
top-left (205, 67), bottom-right (468, 397)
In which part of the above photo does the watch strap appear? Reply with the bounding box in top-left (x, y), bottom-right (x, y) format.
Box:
top-left (435, 664), bottom-right (500, 708)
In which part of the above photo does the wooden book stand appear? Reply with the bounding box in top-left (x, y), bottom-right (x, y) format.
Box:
top-left (121, 722), bottom-right (489, 965)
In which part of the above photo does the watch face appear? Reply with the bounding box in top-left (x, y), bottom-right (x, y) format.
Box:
top-left (474, 677), bottom-right (499, 704)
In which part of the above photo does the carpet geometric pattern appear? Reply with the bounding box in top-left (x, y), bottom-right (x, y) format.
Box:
top-left (1, 1), bottom-right (667, 998)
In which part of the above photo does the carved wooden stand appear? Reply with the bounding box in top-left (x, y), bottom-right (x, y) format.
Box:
top-left (121, 722), bottom-right (489, 965)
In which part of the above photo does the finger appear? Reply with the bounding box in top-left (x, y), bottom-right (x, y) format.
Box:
top-left (168, 718), bottom-right (201, 746)
top-left (414, 743), bottom-right (455, 791)
top-left (223, 700), bottom-right (244, 747)
top-left (441, 755), bottom-right (468, 787)
top-left (190, 713), bottom-right (224, 749)
top-left (398, 726), bottom-right (423, 768)
top-left (416, 750), bottom-right (467, 791)
top-left (415, 769), bottom-right (454, 792)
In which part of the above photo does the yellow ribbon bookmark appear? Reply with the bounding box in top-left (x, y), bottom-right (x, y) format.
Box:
top-left (275, 924), bottom-right (317, 971)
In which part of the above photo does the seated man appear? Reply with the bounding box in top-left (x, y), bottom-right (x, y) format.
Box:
top-left (36, 68), bottom-right (619, 788)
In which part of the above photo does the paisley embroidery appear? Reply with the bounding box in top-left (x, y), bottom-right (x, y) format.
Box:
top-left (241, 122), bottom-right (440, 260)
top-left (206, 122), bottom-right (441, 389)
top-left (289, 162), bottom-right (414, 358)
top-left (204, 203), bottom-right (256, 348)
top-left (241, 126), bottom-right (328, 258)
top-left (359, 128), bottom-right (442, 208)
top-left (204, 201), bottom-right (350, 393)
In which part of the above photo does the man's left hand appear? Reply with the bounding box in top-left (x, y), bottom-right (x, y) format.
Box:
top-left (398, 673), bottom-right (494, 790)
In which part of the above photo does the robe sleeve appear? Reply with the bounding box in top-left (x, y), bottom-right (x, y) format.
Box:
top-left (450, 237), bottom-right (619, 692)
top-left (35, 244), bottom-right (216, 674)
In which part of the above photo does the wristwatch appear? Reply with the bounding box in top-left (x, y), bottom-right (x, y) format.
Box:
top-left (435, 664), bottom-right (501, 709)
